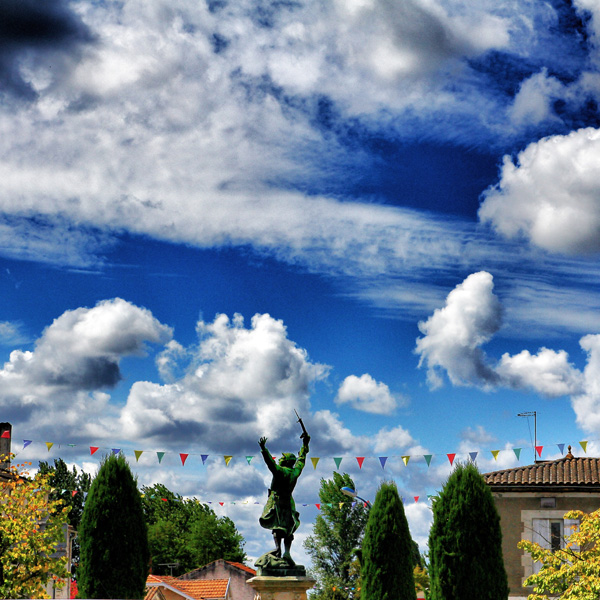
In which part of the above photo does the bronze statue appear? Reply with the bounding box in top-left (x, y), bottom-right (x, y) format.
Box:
top-left (255, 415), bottom-right (310, 576)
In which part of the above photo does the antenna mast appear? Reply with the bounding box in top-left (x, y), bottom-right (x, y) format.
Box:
top-left (518, 411), bottom-right (537, 462)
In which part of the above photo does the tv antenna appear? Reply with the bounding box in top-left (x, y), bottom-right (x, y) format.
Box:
top-left (518, 411), bottom-right (537, 462)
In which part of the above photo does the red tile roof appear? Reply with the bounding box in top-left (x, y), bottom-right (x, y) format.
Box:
top-left (225, 561), bottom-right (256, 575)
top-left (147, 576), bottom-right (229, 600)
top-left (484, 454), bottom-right (600, 489)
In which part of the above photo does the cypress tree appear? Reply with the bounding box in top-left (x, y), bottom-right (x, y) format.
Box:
top-left (361, 481), bottom-right (416, 600)
top-left (78, 454), bottom-right (149, 599)
top-left (428, 462), bottom-right (508, 600)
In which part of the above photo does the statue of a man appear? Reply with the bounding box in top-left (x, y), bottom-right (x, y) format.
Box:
top-left (257, 432), bottom-right (310, 567)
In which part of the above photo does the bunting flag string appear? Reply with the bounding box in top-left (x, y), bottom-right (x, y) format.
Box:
top-left (14, 434), bottom-right (596, 470)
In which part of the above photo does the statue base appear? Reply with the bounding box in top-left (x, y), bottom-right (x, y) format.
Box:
top-left (254, 551), bottom-right (306, 577)
top-left (247, 576), bottom-right (315, 600)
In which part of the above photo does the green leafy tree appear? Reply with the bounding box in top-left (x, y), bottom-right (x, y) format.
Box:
top-left (78, 454), bottom-right (149, 599)
top-left (361, 481), bottom-right (416, 600)
top-left (142, 483), bottom-right (246, 575)
top-left (0, 456), bottom-right (69, 598)
top-left (38, 458), bottom-right (92, 574)
top-left (428, 462), bottom-right (508, 600)
top-left (518, 508), bottom-right (600, 599)
top-left (304, 472), bottom-right (368, 599)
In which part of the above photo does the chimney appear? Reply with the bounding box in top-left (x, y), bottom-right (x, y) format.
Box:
top-left (0, 422), bottom-right (12, 470)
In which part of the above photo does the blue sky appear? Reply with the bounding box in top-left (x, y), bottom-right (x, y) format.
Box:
top-left (2, 0), bottom-right (600, 566)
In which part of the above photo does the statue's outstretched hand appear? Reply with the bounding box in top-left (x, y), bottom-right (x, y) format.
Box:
top-left (302, 433), bottom-right (310, 445)
top-left (259, 436), bottom-right (267, 450)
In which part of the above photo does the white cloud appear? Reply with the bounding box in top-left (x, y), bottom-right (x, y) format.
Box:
top-left (571, 334), bottom-right (600, 433)
top-left (415, 271), bottom-right (502, 389)
top-left (372, 425), bottom-right (414, 453)
top-left (335, 373), bottom-right (399, 414)
top-left (508, 69), bottom-right (564, 127)
top-left (479, 128), bottom-right (600, 255)
top-left (497, 347), bottom-right (584, 397)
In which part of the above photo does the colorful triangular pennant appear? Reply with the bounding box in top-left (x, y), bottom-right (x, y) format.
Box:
top-left (201, 454), bottom-right (208, 465)
top-left (180, 453), bottom-right (189, 466)
top-left (157, 452), bottom-right (165, 464)
top-left (424, 454), bottom-right (433, 466)
top-left (356, 457), bottom-right (365, 469)
top-left (535, 446), bottom-right (543, 458)
top-left (580, 441), bottom-right (588, 453)
top-left (557, 443), bottom-right (565, 455)
top-left (224, 455), bottom-right (233, 466)
top-left (311, 457), bottom-right (320, 469)
top-left (414, 496), bottom-right (419, 502)
top-left (46, 442), bottom-right (53, 452)
top-left (112, 448), bottom-right (120, 455)
top-left (469, 452), bottom-right (478, 462)
top-left (513, 448), bottom-right (521, 460)
top-left (90, 446), bottom-right (99, 455)
top-left (379, 456), bottom-right (388, 469)
top-left (334, 457), bottom-right (343, 470)
top-left (246, 456), bottom-right (253, 465)
top-left (23, 440), bottom-right (32, 448)
top-left (402, 456), bottom-right (410, 466)
top-left (0, 430), bottom-right (10, 439)
top-left (491, 450), bottom-right (500, 461)
top-left (447, 453), bottom-right (456, 465)
top-left (134, 450), bottom-right (143, 462)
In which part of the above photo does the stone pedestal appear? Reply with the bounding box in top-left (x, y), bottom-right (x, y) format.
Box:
top-left (247, 575), bottom-right (315, 600)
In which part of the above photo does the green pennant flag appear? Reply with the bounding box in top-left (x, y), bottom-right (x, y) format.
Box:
top-left (246, 456), bottom-right (253, 465)
top-left (311, 457), bottom-right (320, 469)
top-left (334, 457), bottom-right (343, 470)
top-left (157, 452), bottom-right (165, 463)
top-left (513, 448), bottom-right (521, 460)
top-left (424, 454), bottom-right (433, 467)
top-left (134, 450), bottom-right (143, 462)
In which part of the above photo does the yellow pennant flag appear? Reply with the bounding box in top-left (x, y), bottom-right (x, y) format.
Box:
top-left (491, 450), bottom-right (500, 460)
top-left (134, 450), bottom-right (143, 462)
top-left (580, 441), bottom-right (588, 453)
top-left (311, 457), bottom-right (320, 469)
top-left (339, 502), bottom-right (345, 509)
top-left (224, 455), bottom-right (233, 466)
top-left (45, 442), bottom-right (54, 452)
top-left (402, 455), bottom-right (410, 466)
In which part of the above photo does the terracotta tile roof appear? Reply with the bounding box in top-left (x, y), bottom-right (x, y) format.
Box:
top-left (484, 454), bottom-right (600, 488)
top-left (147, 575), bottom-right (229, 600)
top-left (225, 561), bottom-right (256, 575)
top-left (174, 579), bottom-right (229, 599)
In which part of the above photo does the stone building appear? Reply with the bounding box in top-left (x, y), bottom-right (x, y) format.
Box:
top-left (483, 446), bottom-right (600, 599)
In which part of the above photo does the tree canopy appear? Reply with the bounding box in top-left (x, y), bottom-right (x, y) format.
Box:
top-left (361, 480), bottom-right (416, 600)
top-left (304, 472), bottom-right (368, 600)
top-left (0, 456), bottom-right (69, 599)
top-left (142, 483), bottom-right (246, 575)
top-left (78, 453), bottom-right (149, 599)
top-left (428, 462), bottom-right (508, 600)
top-left (518, 508), bottom-right (600, 599)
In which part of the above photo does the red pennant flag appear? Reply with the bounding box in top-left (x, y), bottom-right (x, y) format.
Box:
top-left (72, 491), bottom-right (78, 497)
top-left (219, 502), bottom-right (224, 506)
top-left (356, 457), bottom-right (365, 469)
top-left (161, 498), bottom-right (168, 502)
top-left (535, 445), bottom-right (543, 458)
top-left (316, 503), bottom-right (321, 510)
top-left (414, 496), bottom-right (419, 502)
top-left (180, 453), bottom-right (189, 466)
top-left (90, 447), bottom-right (99, 455)
top-left (447, 453), bottom-right (456, 465)
top-left (1, 430), bottom-right (10, 439)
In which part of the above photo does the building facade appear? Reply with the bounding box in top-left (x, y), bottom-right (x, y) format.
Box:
top-left (483, 447), bottom-right (600, 599)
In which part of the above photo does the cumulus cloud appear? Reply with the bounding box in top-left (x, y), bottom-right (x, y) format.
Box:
top-left (479, 128), bottom-right (600, 255)
top-left (415, 271), bottom-right (502, 388)
top-left (372, 425), bottom-right (414, 453)
top-left (335, 373), bottom-right (399, 414)
top-left (415, 271), bottom-right (589, 397)
top-left (117, 312), bottom-right (330, 452)
top-left (0, 298), bottom-right (172, 436)
top-left (571, 334), bottom-right (600, 432)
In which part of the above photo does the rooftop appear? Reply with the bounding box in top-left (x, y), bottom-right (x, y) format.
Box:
top-left (483, 447), bottom-right (600, 489)
top-left (146, 575), bottom-right (229, 600)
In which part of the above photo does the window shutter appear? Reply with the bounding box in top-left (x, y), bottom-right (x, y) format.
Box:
top-left (564, 518), bottom-right (580, 552)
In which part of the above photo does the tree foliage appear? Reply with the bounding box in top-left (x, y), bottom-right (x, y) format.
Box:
top-left (78, 454), bottom-right (149, 599)
top-left (142, 483), bottom-right (246, 575)
top-left (361, 480), bottom-right (416, 600)
top-left (303, 472), bottom-right (368, 599)
top-left (428, 462), bottom-right (508, 600)
top-left (518, 508), bottom-right (600, 599)
top-left (0, 455), bottom-right (69, 599)
top-left (38, 458), bottom-right (92, 575)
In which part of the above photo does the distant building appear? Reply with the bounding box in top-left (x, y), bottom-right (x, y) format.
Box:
top-left (146, 560), bottom-right (257, 600)
top-left (483, 446), bottom-right (600, 599)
